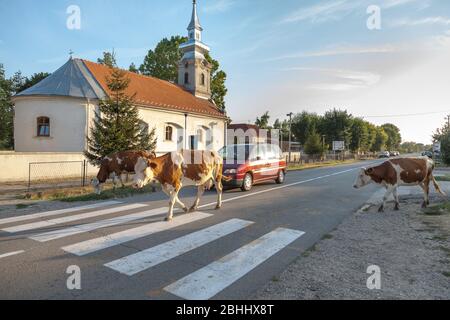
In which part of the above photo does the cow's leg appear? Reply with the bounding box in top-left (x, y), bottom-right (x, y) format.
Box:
top-left (422, 179), bottom-right (430, 208)
top-left (162, 184), bottom-right (187, 213)
top-left (215, 179), bottom-right (223, 210)
top-left (118, 174), bottom-right (125, 188)
top-left (393, 187), bottom-right (400, 211)
top-left (379, 186), bottom-right (394, 212)
top-left (189, 185), bottom-right (205, 212)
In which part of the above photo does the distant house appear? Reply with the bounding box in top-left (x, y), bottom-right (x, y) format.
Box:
top-left (12, 1), bottom-right (227, 155)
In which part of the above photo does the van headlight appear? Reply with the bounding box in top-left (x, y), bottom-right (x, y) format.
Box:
top-left (224, 169), bottom-right (237, 174)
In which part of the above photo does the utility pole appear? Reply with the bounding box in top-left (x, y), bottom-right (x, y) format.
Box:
top-left (446, 115), bottom-right (450, 131)
top-left (286, 112), bottom-right (293, 163)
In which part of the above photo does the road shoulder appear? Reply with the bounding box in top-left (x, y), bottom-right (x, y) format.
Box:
top-left (254, 192), bottom-right (450, 300)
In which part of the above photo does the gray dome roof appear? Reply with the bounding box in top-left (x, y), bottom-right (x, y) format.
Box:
top-left (15, 58), bottom-right (106, 99)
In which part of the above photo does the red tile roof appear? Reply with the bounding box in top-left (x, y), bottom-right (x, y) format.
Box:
top-left (82, 60), bottom-right (226, 119)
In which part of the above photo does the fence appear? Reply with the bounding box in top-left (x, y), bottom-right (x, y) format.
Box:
top-left (285, 152), bottom-right (376, 165)
top-left (27, 160), bottom-right (95, 191)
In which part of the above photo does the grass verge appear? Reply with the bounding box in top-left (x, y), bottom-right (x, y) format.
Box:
top-left (423, 202), bottom-right (450, 216)
top-left (287, 159), bottom-right (359, 172)
top-left (435, 175), bottom-right (450, 182)
top-left (22, 184), bottom-right (158, 203)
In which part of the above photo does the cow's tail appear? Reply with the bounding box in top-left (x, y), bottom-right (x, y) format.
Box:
top-left (431, 174), bottom-right (446, 197)
top-left (211, 151), bottom-right (232, 183)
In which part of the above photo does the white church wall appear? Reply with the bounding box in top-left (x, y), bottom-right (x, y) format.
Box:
top-left (14, 96), bottom-right (88, 152)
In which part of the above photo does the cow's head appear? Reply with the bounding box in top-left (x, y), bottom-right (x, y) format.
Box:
top-left (353, 168), bottom-right (374, 189)
top-left (132, 157), bottom-right (157, 189)
top-left (91, 178), bottom-right (102, 195)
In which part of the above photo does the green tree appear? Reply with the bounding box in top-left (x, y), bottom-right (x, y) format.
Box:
top-left (349, 118), bottom-right (369, 152)
top-left (129, 63), bottom-right (139, 74)
top-left (291, 111), bottom-right (321, 145)
top-left (371, 127), bottom-right (388, 152)
top-left (139, 36), bottom-right (187, 82)
top-left (381, 123), bottom-right (401, 151)
top-left (85, 67), bottom-right (157, 165)
top-left (440, 132), bottom-right (450, 165)
top-left (321, 109), bottom-right (353, 150)
top-left (97, 51), bottom-right (117, 68)
top-left (273, 119), bottom-right (289, 140)
top-left (0, 64), bottom-right (14, 149)
top-left (255, 111), bottom-right (271, 129)
top-left (13, 72), bottom-right (50, 93)
top-left (205, 53), bottom-right (227, 111)
top-left (304, 129), bottom-right (325, 155)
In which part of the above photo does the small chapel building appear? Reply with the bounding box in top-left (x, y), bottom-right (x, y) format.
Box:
top-left (12, 0), bottom-right (227, 155)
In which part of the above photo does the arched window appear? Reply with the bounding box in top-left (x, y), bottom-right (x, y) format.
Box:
top-left (139, 120), bottom-right (149, 134)
top-left (165, 126), bottom-right (173, 141)
top-left (37, 117), bottom-right (50, 137)
top-left (184, 72), bottom-right (189, 84)
top-left (201, 73), bottom-right (205, 86)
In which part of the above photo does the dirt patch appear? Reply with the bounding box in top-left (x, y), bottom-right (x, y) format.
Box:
top-left (254, 195), bottom-right (450, 300)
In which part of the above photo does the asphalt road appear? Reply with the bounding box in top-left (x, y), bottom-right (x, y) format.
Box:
top-left (0, 159), bottom-right (383, 300)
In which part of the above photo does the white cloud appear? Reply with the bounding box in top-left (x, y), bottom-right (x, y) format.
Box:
top-left (203, 0), bottom-right (236, 13)
top-left (392, 16), bottom-right (450, 27)
top-left (265, 44), bottom-right (398, 62)
top-left (289, 67), bottom-right (381, 91)
top-left (382, 0), bottom-right (420, 9)
top-left (280, 0), bottom-right (360, 24)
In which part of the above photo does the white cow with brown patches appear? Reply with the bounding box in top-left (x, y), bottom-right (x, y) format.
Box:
top-left (353, 157), bottom-right (445, 212)
top-left (133, 150), bottom-right (231, 221)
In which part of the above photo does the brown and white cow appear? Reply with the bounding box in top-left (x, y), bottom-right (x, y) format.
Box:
top-left (133, 150), bottom-right (229, 221)
top-left (353, 157), bottom-right (445, 212)
top-left (92, 150), bottom-right (156, 194)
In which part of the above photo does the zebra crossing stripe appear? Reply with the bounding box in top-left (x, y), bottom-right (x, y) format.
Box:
top-left (0, 201), bottom-right (121, 226)
top-left (29, 207), bottom-right (168, 242)
top-left (0, 250), bottom-right (25, 259)
top-left (2, 203), bottom-right (147, 233)
top-left (105, 218), bottom-right (254, 276)
top-left (63, 212), bottom-right (213, 256)
top-left (164, 228), bottom-right (304, 300)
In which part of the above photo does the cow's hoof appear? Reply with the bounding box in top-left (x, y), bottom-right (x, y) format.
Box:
top-left (188, 207), bottom-right (197, 213)
top-left (164, 217), bottom-right (173, 222)
top-left (378, 206), bottom-right (384, 213)
top-left (394, 204), bottom-right (400, 211)
top-left (183, 207), bottom-right (189, 213)
top-left (421, 202), bottom-right (427, 209)
top-left (215, 205), bottom-right (221, 210)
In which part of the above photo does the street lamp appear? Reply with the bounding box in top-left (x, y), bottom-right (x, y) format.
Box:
top-left (286, 112), bottom-right (293, 163)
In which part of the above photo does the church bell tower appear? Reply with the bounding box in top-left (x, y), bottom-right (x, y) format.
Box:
top-left (178, 0), bottom-right (212, 100)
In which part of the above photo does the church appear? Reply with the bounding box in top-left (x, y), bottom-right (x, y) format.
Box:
top-left (12, 1), bottom-right (227, 156)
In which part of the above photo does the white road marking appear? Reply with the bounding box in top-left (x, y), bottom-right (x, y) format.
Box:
top-left (0, 201), bottom-right (121, 226)
top-left (105, 218), bottom-right (254, 276)
top-left (199, 168), bottom-right (358, 209)
top-left (29, 207), bottom-right (168, 242)
top-left (164, 227), bottom-right (305, 300)
top-left (0, 250), bottom-right (25, 259)
top-left (63, 212), bottom-right (213, 256)
top-left (2, 203), bottom-right (147, 233)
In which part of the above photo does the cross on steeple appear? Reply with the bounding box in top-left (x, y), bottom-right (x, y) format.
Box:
top-left (69, 50), bottom-right (74, 59)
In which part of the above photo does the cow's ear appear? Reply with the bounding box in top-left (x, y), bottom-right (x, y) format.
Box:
top-left (366, 168), bottom-right (374, 175)
top-left (148, 161), bottom-right (157, 170)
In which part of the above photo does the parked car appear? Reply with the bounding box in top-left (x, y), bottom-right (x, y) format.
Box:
top-left (378, 151), bottom-right (390, 158)
top-left (422, 151), bottom-right (433, 159)
top-left (219, 144), bottom-right (287, 191)
top-left (391, 151), bottom-right (400, 157)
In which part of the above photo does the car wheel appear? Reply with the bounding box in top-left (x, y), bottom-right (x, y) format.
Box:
top-left (241, 173), bottom-right (253, 192)
top-left (276, 170), bottom-right (285, 184)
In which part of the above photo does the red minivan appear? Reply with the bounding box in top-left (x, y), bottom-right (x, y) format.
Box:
top-left (219, 143), bottom-right (287, 191)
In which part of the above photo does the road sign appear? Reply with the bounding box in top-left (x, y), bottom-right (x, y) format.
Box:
top-left (332, 141), bottom-right (345, 151)
top-left (433, 142), bottom-right (441, 153)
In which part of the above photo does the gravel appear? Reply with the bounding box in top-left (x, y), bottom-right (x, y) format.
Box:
top-left (254, 195), bottom-right (450, 300)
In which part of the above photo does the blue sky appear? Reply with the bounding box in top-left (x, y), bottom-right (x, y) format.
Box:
top-left (1, 0), bottom-right (450, 144)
